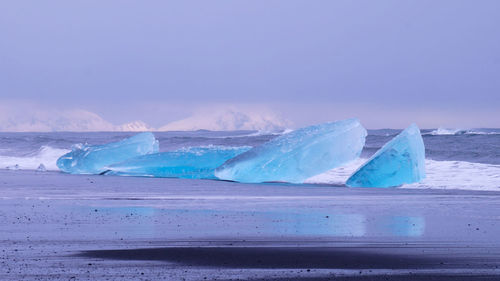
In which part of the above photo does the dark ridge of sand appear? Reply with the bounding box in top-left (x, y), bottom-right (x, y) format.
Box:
top-left (78, 246), bottom-right (440, 269)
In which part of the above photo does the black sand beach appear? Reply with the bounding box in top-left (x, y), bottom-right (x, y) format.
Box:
top-left (1, 169), bottom-right (500, 280)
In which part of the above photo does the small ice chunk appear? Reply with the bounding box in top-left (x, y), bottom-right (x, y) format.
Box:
top-left (57, 132), bottom-right (159, 174)
top-left (104, 146), bottom-right (251, 179)
top-left (214, 118), bottom-right (367, 183)
top-left (346, 123), bottom-right (426, 188)
top-left (37, 163), bottom-right (47, 172)
top-left (6, 164), bottom-right (20, 170)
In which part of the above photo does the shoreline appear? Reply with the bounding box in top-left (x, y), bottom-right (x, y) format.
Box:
top-left (1, 170), bottom-right (500, 280)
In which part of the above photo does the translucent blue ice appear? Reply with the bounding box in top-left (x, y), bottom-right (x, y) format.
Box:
top-left (214, 118), bottom-right (367, 183)
top-left (57, 132), bottom-right (159, 174)
top-left (346, 123), bottom-right (426, 188)
top-left (104, 146), bottom-right (251, 179)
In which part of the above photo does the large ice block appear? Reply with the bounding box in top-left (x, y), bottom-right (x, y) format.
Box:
top-left (104, 146), bottom-right (251, 179)
top-left (57, 132), bottom-right (159, 174)
top-left (214, 118), bottom-right (367, 183)
top-left (346, 123), bottom-right (426, 188)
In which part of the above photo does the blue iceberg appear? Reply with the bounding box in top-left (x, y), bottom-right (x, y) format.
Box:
top-left (57, 132), bottom-right (159, 174)
top-left (214, 118), bottom-right (367, 183)
top-left (104, 146), bottom-right (251, 179)
top-left (346, 123), bottom-right (426, 188)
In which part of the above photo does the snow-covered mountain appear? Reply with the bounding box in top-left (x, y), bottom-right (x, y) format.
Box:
top-left (158, 109), bottom-right (291, 132)
top-left (0, 103), bottom-right (150, 132)
top-left (0, 103), bottom-right (291, 132)
top-left (118, 121), bottom-right (154, 132)
top-left (0, 108), bottom-right (116, 132)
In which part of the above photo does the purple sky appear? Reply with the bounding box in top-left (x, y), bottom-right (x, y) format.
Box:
top-left (1, 0), bottom-right (499, 128)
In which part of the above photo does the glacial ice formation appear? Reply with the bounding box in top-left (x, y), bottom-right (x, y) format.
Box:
top-left (104, 146), bottom-right (251, 179)
top-left (57, 132), bottom-right (159, 174)
top-left (214, 118), bottom-right (367, 183)
top-left (346, 123), bottom-right (425, 188)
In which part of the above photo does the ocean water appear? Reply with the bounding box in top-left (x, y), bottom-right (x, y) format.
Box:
top-left (0, 129), bottom-right (499, 191)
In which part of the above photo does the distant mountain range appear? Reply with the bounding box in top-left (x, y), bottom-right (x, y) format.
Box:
top-left (159, 109), bottom-right (290, 132)
top-left (0, 108), bottom-right (290, 132)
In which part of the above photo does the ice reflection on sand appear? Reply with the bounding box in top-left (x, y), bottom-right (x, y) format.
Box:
top-left (77, 205), bottom-right (424, 239)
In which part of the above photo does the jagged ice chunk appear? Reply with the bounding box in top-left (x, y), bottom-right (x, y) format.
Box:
top-left (214, 118), bottom-right (367, 183)
top-left (346, 123), bottom-right (426, 188)
top-left (57, 132), bottom-right (159, 174)
top-left (104, 146), bottom-right (251, 179)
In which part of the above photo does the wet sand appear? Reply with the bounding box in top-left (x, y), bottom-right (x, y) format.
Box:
top-left (1, 169), bottom-right (500, 280)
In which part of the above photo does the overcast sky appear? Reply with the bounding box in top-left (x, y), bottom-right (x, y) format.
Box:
top-left (1, 0), bottom-right (499, 129)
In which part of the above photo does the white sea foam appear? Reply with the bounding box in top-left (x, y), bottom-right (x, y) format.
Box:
top-left (466, 130), bottom-right (500, 135)
top-left (405, 160), bottom-right (500, 191)
top-left (0, 146), bottom-right (69, 171)
top-left (305, 158), bottom-right (366, 186)
top-left (306, 159), bottom-right (500, 191)
top-left (424, 128), bottom-right (500, 136)
top-left (242, 128), bottom-right (294, 137)
top-left (427, 128), bottom-right (468, 135)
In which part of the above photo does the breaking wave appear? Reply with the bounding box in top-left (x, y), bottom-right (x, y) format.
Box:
top-left (0, 146), bottom-right (69, 171)
top-left (243, 128), bottom-right (294, 137)
top-left (424, 128), bottom-right (500, 136)
top-left (428, 128), bottom-right (468, 135)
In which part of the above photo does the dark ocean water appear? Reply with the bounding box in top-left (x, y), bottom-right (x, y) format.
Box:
top-left (1, 128), bottom-right (499, 163)
top-left (367, 128), bottom-right (500, 165)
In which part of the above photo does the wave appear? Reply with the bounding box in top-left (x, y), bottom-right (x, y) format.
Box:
top-left (194, 128), bottom-right (294, 138)
top-left (428, 128), bottom-right (468, 135)
top-left (306, 159), bottom-right (500, 192)
top-left (405, 160), bottom-right (500, 191)
top-left (0, 146), bottom-right (69, 171)
top-left (173, 145), bottom-right (252, 153)
top-left (424, 128), bottom-right (500, 136)
top-left (465, 130), bottom-right (500, 135)
top-left (244, 128), bottom-right (294, 137)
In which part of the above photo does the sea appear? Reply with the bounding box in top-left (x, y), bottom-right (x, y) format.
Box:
top-left (0, 128), bottom-right (499, 191)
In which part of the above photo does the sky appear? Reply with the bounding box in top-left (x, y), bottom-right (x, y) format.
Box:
top-left (1, 0), bottom-right (499, 130)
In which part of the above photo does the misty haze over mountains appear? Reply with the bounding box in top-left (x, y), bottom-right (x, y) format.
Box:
top-left (0, 105), bottom-right (290, 132)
